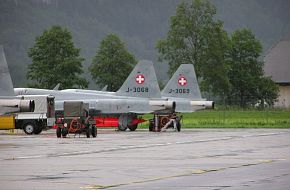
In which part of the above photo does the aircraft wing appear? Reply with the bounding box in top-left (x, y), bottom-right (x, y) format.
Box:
top-left (0, 106), bottom-right (18, 115)
top-left (129, 110), bottom-right (153, 114)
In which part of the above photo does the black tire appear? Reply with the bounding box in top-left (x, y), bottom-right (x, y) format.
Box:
top-left (34, 126), bottom-right (43, 135)
top-left (128, 124), bottom-right (138, 131)
top-left (23, 122), bottom-right (36, 135)
top-left (56, 127), bottom-right (62, 138)
top-left (86, 126), bottom-right (91, 138)
top-left (149, 119), bottom-right (154, 131)
top-left (91, 125), bottom-right (97, 138)
top-left (176, 120), bottom-right (181, 132)
top-left (62, 128), bottom-right (68, 138)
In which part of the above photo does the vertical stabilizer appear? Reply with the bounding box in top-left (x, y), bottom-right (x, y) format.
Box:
top-left (162, 64), bottom-right (202, 100)
top-left (0, 45), bottom-right (14, 96)
top-left (116, 60), bottom-right (161, 98)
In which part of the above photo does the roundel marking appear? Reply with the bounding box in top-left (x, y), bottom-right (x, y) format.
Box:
top-left (178, 76), bottom-right (187, 86)
top-left (136, 74), bottom-right (145, 84)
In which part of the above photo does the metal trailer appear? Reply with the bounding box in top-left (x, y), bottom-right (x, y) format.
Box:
top-left (149, 114), bottom-right (182, 132)
top-left (55, 101), bottom-right (97, 138)
top-left (14, 95), bottom-right (55, 135)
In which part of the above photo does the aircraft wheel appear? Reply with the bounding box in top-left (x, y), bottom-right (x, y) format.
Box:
top-left (23, 122), bottom-right (36, 135)
top-left (149, 119), bottom-right (154, 131)
top-left (91, 126), bottom-right (97, 138)
top-left (118, 114), bottom-right (129, 131)
top-left (56, 127), bottom-right (62, 138)
top-left (128, 124), bottom-right (137, 131)
top-left (118, 125), bottom-right (127, 131)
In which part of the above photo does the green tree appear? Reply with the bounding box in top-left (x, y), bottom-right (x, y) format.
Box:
top-left (227, 29), bottom-right (278, 107)
top-left (27, 25), bottom-right (88, 89)
top-left (156, 0), bottom-right (230, 95)
top-left (256, 77), bottom-right (279, 108)
top-left (90, 34), bottom-right (137, 91)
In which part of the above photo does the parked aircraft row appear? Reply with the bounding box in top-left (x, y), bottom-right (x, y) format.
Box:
top-left (1, 44), bottom-right (213, 133)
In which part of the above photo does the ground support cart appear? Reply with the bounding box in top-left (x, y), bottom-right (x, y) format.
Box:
top-left (55, 101), bottom-right (97, 138)
top-left (149, 114), bottom-right (182, 132)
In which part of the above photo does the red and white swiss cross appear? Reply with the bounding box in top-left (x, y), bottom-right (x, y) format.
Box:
top-left (178, 76), bottom-right (187, 86)
top-left (136, 74), bottom-right (145, 84)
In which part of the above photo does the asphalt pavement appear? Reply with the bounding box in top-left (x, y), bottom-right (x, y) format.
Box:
top-left (0, 128), bottom-right (290, 190)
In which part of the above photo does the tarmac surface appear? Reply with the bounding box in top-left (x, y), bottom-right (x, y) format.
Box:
top-left (0, 128), bottom-right (290, 190)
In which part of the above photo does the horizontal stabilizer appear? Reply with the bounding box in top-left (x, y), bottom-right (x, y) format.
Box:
top-left (0, 106), bottom-right (19, 115)
top-left (0, 99), bottom-right (35, 114)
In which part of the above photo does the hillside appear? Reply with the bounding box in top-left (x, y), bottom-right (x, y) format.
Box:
top-left (0, 0), bottom-right (289, 88)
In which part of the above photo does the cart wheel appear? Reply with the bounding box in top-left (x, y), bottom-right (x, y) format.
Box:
top-left (160, 116), bottom-right (169, 128)
top-left (86, 126), bottom-right (91, 138)
top-left (91, 125), bottom-right (97, 138)
top-left (23, 122), bottom-right (36, 135)
top-left (176, 120), bottom-right (181, 132)
top-left (62, 128), bottom-right (68, 138)
top-left (56, 127), bottom-right (62, 138)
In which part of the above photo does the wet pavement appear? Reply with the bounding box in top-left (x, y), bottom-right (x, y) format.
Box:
top-left (0, 128), bottom-right (290, 190)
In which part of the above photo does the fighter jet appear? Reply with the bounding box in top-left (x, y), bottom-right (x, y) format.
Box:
top-left (14, 60), bottom-right (175, 130)
top-left (63, 64), bottom-right (214, 112)
top-left (161, 64), bottom-right (214, 112)
top-left (0, 45), bottom-right (35, 115)
top-left (67, 64), bottom-right (213, 111)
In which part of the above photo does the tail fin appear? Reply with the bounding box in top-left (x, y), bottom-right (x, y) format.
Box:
top-left (53, 83), bottom-right (61, 90)
top-left (101, 85), bottom-right (108, 91)
top-left (116, 60), bottom-right (161, 98)
top-left (0, 45), bottom-right (14, 96)
top-left (162, 64), bottom-right (202, 100)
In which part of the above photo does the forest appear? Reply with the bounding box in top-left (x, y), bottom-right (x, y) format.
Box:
top-left (0, 0), bottom-right (289, 88)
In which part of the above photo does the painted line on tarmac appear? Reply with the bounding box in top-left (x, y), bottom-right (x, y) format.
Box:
top-left (2, 137), bottom-right (235, 160)
top-left (83, 159), bottom-right (275, 189)
top-left (241, 132), bottom-right (286, 138)
top-left (3, 132), bottom-right (287, 161)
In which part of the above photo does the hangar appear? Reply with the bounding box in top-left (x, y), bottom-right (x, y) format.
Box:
top-left (264, 40), bottom-right (290, 108)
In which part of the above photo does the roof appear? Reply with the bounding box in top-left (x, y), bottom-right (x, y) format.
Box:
top-left (264, 40), bottom-right (290, 83)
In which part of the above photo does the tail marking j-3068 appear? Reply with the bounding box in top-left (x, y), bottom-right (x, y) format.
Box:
top-left (125, 73), bottom-right (148, 93)
top-left (116, 60), bottom-right (161, 98)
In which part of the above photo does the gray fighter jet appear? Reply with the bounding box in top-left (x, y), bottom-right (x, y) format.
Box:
top-left (60, 64), bottom-right (214, 113)
top-left (14, 60), bottom-right (175, 130)
top-left (161, 64), bottom-right (214, 112)
top-left (0, 45), bottom-right (34, 115)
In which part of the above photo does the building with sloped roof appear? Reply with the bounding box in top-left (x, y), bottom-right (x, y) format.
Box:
top-left (264, 40), bottom-right (290, 108)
